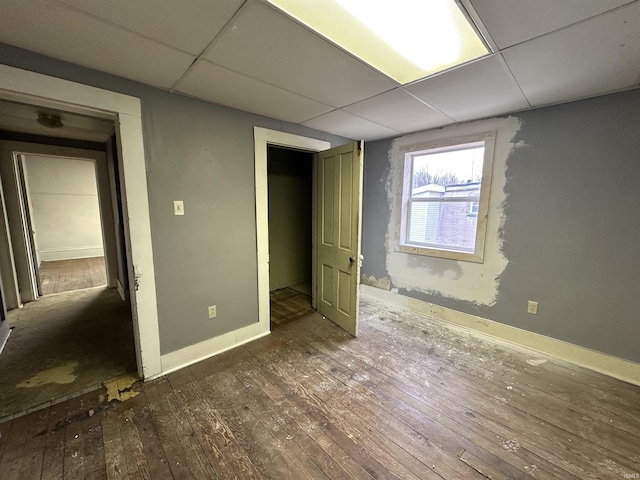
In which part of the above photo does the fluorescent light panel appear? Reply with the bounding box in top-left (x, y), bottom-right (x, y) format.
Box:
top-left (266, 0), bottom-right (489, 84)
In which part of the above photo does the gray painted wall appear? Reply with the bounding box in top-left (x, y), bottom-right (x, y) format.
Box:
top-left (267, 147), bottom-right (313, 291)
top-left (24, 155), bottom-right (104, 261)
top-left (362, 88), bottom-right (640, 363)
top-left (0, 43), bottom-right (349, 354)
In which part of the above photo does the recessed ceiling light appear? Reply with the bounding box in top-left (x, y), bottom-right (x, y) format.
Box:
top-left (266, 0), bottom-right (489, 84)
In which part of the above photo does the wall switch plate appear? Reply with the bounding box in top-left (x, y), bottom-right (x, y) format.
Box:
top-left (174, 200), bottom-right (184, 216)
top-left (527, 300), bottom-right (539, 315)
top-left (208, 305), bottom-right (217, 319)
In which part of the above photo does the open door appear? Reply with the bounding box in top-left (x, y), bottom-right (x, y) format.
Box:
top-left (16, 156), bottom-right (41, 297)
top-left (315, 141), bottom-right (363, 336)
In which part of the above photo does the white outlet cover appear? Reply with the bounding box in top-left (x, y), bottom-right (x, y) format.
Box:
top-left (174, 200), bottom-right (184, 216)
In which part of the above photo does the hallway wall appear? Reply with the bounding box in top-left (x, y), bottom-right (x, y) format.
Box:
top-left (0, 42), bottom-right (349, 355)
top-left (24, 155), bottom-right (104, 262)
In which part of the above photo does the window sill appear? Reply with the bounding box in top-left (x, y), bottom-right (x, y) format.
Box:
top-left (398, 243), bottom-right (484, 263)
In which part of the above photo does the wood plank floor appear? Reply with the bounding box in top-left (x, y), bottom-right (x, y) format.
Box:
top-left (39, 257), bottom-right (107, 296)
top-left (0, 288), bottom-right (638, 479)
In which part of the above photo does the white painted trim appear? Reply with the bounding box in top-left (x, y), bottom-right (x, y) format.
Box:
top-left (361, 285), bottom-right (640, 387)
top-left (0, 65), bottom-right (161, 379)
top-left (0, 64), bottom-right (140, 116)
top-left (156, 323), bottom-right (271, 380)
top-left (397, 132), bottom-right (495, 263)
top-left (253, 127), bottom-right (330, 332)
top-left (117, 113), bottom-right (161, 378)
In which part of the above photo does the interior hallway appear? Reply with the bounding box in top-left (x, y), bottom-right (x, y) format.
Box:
top-left (0, 293), bottom-right (638, 478)
top-left (38, 256), bottom-right (107, 296)
top-left (0, 287), bottom-right (136, 422)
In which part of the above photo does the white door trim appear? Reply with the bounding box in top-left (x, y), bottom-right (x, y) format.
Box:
top-left (0, 64), bottom-right (161, 379)
top-left (253, 127), bottom-right (330, 329)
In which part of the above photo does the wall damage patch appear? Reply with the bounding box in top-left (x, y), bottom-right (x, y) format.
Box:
top-left (361, 274), bottom-right (392, 291)
top-left (385, 117), bottom-right (522, 306)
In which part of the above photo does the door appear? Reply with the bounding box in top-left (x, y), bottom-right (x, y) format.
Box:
top-left (16, 156), bottom-right (41, 296)
top-left (107, 136), bottom-right (129, 300)
top-left (315, 141), bottom-right (363, 336)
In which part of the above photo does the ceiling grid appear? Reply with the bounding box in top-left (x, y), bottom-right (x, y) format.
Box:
top-left (0, 0), bottom-right (638, 140)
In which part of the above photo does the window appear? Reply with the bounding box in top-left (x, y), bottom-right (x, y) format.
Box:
top-left (398, 133), bottom-right (495, 263)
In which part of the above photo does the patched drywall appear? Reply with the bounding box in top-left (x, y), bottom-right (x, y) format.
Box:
top-left (362, 89), bottom-right (640, 364)
top-left (489, 91), bottom-right (640, 363)
top-left (361, 138), bottom-right (392, 280)
top-left (385, 117), bottom-right (521, 306)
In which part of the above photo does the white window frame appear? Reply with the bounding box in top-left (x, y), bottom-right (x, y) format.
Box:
top-left (398, 132), bottom-right (495, 263)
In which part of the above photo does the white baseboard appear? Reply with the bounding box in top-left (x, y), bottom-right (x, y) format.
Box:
top-left (39, 246), bottom-right (104, 262)
top-left (361, 285), bottom-right (640, 387)
top-left (152, 322), bottom-right (270, 381)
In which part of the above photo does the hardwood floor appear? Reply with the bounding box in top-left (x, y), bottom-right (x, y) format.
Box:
top-left (39, 257), bottom-right (107, 296)
top-left (0, 288), bottom-right (638, 479)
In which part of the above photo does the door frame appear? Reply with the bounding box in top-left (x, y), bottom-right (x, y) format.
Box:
top-left (0, 64), bottom-right (161, 379)
top-left (0, 145), bottom-right (115, 306)
top-left (254, 127), bottom-right (330, 329)
top-left (14, 154), bottom-right (41, 299)
top-left (14, 152), bottom-right (118, 295)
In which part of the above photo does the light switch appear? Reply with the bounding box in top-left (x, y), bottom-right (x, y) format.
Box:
top-left (173, 200), bottom-right (184, 216)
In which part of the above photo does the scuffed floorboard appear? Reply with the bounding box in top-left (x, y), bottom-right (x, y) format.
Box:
top-left (0, 288), bottom-right (638, 479)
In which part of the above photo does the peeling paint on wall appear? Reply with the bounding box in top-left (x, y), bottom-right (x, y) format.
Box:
top-left (386, 117), bottom-right (521, 306)
top-left (133, 265), bottom-right (141, 291)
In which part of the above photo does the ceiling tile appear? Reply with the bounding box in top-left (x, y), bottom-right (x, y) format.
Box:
top-left (502, 3), bottom-right (640, 107)
top-left (343, 89), bottom-right (455, 134)
top-left (56, 0), bottom-right (244, 55)
top-left (174, 60), bottom-right (334, 124)
top-left (406, 55), bottom-right (530, 122)
top-left (470, 0), bottom-right (633, 48)
top-left (203, 1), bottom-right (398, 108)
top-left (302, 110), bottom-right (400, 141)
top-left (0, 0), bottom-right (195, 89)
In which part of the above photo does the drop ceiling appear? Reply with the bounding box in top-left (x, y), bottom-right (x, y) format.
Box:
top-left (0, 0), bottom-right (638, 141)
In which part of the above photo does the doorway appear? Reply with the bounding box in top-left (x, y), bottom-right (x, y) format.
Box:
top-left (254, 127), bottom-right (364, 337)
top-left (0, 134), bottom-right (137, 420)
top-left (267, 146), bottom-right (314, 325)
top-left (0, 64), bottom-right (161, 379)
top-left (20, 154), bottom-right (107, 296)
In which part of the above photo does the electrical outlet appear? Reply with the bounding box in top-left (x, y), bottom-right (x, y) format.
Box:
top-left (208, 305), bottom-right (217, 319)
top-left (174, 200), bottom-right (184, 216)
top-left (527, 300), bottom-right (538, 315)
